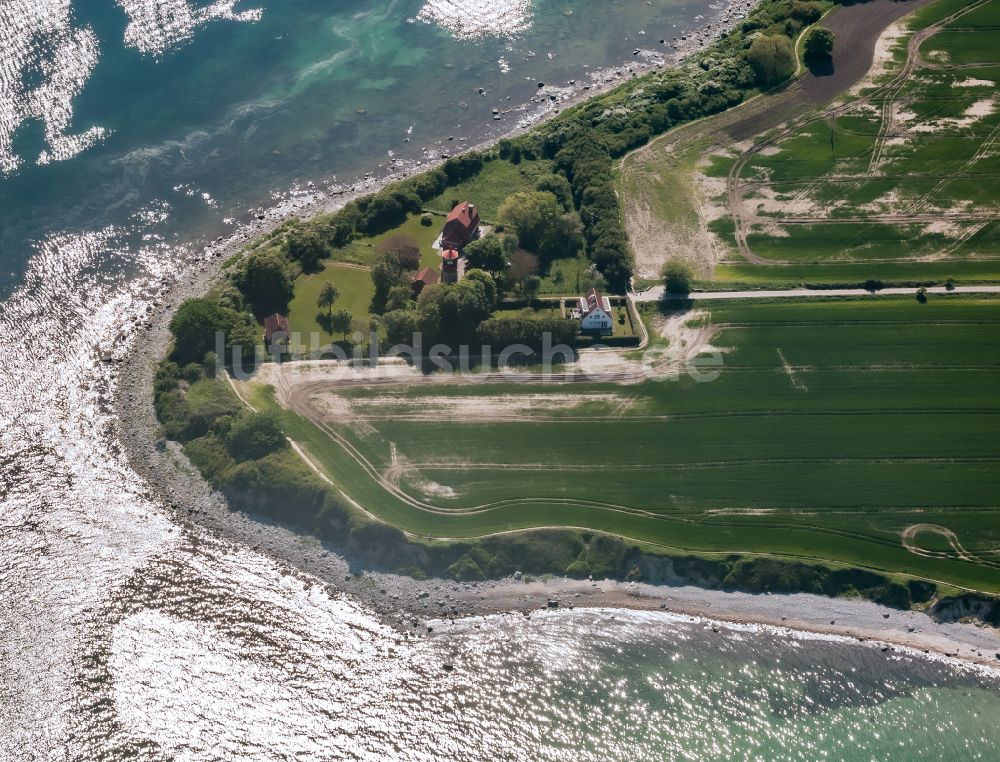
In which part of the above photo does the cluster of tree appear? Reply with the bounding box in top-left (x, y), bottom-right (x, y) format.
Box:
top-left (487, 0), bottom-right (825, 290)
top-left (497, 190), bottom-right (584, 265)
top-left (476, 316), bottom-right (579, 352)
top-left (280, 153), bottom-right (487, 271)
top-left (168, 242), bottom-right (302, 368)
top-left (747, 34), bottom-right (796, 86)
top-left (382, 270), bottom-right (497, 346)
top-left (316, 281), bottom-right (354, 338)
top-left (168, 296), bottom-right (259, 366)
top-left (155, 361), bottom-right (285, 465)
top-left (370, 235), bottom-right (422, 311)
top-left (463, 235), bottom-right (508, 274)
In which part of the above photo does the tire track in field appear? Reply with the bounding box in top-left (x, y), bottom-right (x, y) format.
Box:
top-left (900, 523), bottom-right (1000, 569)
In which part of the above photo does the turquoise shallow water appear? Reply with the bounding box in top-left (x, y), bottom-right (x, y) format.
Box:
top-left (0, 0), bottom-right (712, 294)
top-left (1, 2), bottom-right (1000, 759)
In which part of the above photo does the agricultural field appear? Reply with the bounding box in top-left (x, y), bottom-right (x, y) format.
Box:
top-left (726, 0), bottom-right (1000, 281)
top-left (621, 0), bottom-right (1000, 286)
top-left (249, 296), bottom-right (1000, 593)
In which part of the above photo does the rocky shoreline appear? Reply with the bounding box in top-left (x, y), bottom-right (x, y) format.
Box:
top-left (113, 0), bottom-right (1000, 673)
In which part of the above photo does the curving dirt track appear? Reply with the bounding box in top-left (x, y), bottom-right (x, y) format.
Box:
top-left (901, 523), bottom-right (1000, 569)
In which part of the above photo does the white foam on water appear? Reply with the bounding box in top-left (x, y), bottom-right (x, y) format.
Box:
top-left (0, 1), bottom-right (262, 174)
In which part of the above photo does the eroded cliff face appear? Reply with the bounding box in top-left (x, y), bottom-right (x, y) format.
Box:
top-left (930, 595), bottom-right (1000, 628)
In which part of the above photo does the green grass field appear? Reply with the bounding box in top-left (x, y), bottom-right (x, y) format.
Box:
top-left (254, 297), bottom-right (1000, 593)
top-left (287, 263), bottom-right (376, 344)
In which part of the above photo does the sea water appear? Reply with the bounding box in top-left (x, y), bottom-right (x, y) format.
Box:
top-left (1, 1), bottom-right (999, 759)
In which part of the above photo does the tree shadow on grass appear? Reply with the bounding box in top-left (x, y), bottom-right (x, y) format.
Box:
top-left (316, 311), bottom-right (334, 334)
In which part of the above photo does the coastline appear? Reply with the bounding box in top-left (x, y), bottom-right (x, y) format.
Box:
top-left (114, 0), bottom-right (1000, 673)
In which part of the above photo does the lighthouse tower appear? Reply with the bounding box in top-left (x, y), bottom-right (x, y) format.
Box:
top-left (440, 247), bottom-right (460, 284)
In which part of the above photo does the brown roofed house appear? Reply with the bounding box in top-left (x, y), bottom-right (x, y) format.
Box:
top-left (412, 266), bottom-right (439, 297)
top-left (263, 313), bottom-right (289, 346)
top-left (441, 201), bottom-right (480, 251)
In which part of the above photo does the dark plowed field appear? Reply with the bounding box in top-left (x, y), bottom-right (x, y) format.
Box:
top-left (726, 0), bottom-right (934, 141)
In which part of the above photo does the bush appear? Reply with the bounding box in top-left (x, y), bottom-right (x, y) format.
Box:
top-left (803, 26), bottom-right (835, 63)
top-left (232, 250), bottom-right (294, 316)
top-left (183, 435), bottom-right (235, 479)
top-left (377, 235), bottom-right (421, 271)
top-left (535, 173), bottom-right (574, 211)
top-left (169, 298), bottom-right (231, 365)
top-left (447, 555), bottom-right (486, 581)
top-left (181, 362), bottom-right (203, 383)
top-left (225, 411), bottom-right (287, 461)
top-left (464, 235), bottom-right (508, 274)
top-left (285, 224), bottom-right (329, 271)
top-left (477, 316), bottom-right (578, 351)
top-left (662, 259), bottom-right (694, 294)
top-left (916, 287), bottom-right (928, 303)
top-left (790, 1), bottom-right (823, 23)
top-left (420, 212), bottom-right (434, 226)
top-left (498, 191), bottom-right (566, 254)
top-left (747, 34), bottom-right (796, 86)
top-left (382, 309), bottom-right (419, 344)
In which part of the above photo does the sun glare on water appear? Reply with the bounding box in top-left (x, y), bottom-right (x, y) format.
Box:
top-left (414, 0), bottom-right (533, 40)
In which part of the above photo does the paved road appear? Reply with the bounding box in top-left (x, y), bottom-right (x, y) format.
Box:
top-left (634, 285), bottom-right (1000, 303)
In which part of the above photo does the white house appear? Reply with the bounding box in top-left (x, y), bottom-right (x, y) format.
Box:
top-left (577, 288), bottom-right (614, 334)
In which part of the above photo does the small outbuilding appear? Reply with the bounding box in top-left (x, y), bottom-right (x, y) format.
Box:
top-left (577, 288), bottom-right (613, 334)
top-left (263, 313), bottom-right (290, 346)
top-left (441, 201), bottom-right (481, 251)
top-left (412, 266), bottom-right (440, 297)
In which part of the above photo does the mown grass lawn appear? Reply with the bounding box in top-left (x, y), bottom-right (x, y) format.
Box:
top-left (256, 296), bottom-right (1000, 593)
top-left (287, 263), bottom-right (376, 344)
top-left (332, 213), bottom-right (444, 269)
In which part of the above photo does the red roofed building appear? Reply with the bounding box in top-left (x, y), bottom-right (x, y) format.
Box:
top-left (441, 201), bottom-right (480, 250)
top-left (577, 289), bottom-right (613, 335)
top-left (412, 266), bottom-right (439, 297)
top-left (263, 313), bottom-right (289, 346)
